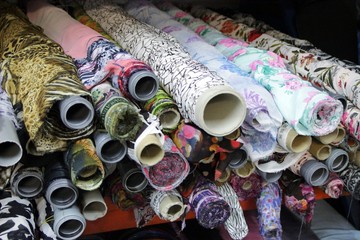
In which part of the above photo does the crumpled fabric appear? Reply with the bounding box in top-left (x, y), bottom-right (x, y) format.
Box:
top-left (0, 2), bottom-right (95, 154)
top-left (339, 163), bottom-right (360, 200)
top-left (256, 182), bottom-right (282, 240)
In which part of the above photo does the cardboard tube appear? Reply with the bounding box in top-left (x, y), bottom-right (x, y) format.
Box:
top-left (158, 194), bottom-right (185, 222)
top-left (158, 108), bottom-right (181, 132)
top-left (94, 130), bottom-right (127, 164)
top-left (128, 70), bottom-right (159, 101)
top-left (325, 148), bottom-right (349, 172)
top-left (59, 96), bottom-right (94, 130)
top-left (10, 163), bottom-right (43, 199)
top-left (233, 161), bottom-right (255, 178)
top-left (81, 189), bottom-right (107, 221)
top-left (0, 117), bottom-right (23, 167)
top-left (332, 125), bottom-right (346, 144)
top-left (228, 148), bottom-right (248, 169)
top-left (53, 205), bottom-right (86, 240)
top-left (349, 150), bottom-right (360, 167)
top-left (300, 160), bottom-right (329, 186)
top-left (224, 128), bottom-right (241, 140)
top-left (277, 122), bottom-right (312, 153)
top-left (117, 158), bottom-right (148, 193)
top-left (309, 139), bottom-right (332, 160)
top-left (315, 128), bottom-right (339, 144)
top-left (135, 134), bottom-right (164, 166)
top-left (195, 86), bottom-right (246, 137)
top-left (216, 168), bottom-right (231, 183)
top-left (257, 169), bottom-right (282, 183)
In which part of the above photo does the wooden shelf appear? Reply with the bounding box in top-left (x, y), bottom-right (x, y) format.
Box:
top-left (83, 187), bottom-right (333, 235)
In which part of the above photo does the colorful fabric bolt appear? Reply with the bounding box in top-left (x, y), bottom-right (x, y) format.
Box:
top-left (0, 190), bottom-right (36, 239)
top-left (171, 121), bottom-right (242, 179)
top-left (82, 0), bottom-right (244, 137)
top-left (91, 81), bottom-right (142, 141)
top-left (126, 0), bottom-right (282, 162)
top-left (0, 2), bottom-right (95, 154)
top-left (189, 176), bottom-right (230, 229)
top-left (256, 182), bottom-right (282, 240)
top-left (229, 172), bottom-right (262, 201)
top-left (216, 182), bottom-right (249, 240)
top-left (339, 163), bottom-right (360, 200)
top-left (149, 189), bottom-right (185, 222)
top-left (322, 172), bottom-right (344, 199)
top-left (65, 138), bottom-right (105, 191)
top-left (142, 135), bottom-right (190, 191)
top-left (142, 88), bottom-right (181, 133)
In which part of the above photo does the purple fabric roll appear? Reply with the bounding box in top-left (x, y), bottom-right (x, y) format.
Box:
top-left (229, 172), bottom-right (262, 200)
top-left (189, 176), bottom-right (230, 229)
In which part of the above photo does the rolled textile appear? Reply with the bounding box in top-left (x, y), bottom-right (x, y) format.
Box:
top-left (127, 111), bottom-right (165, 166)
top-left (256, 182), bottom-right (282, 240)
top-left (216, 182), bottom-right (249, 240)
top-left (44, 157), bottom-right (79, 209)
top-left (321, 172), bottom-right (344, 199)
top-left (0, 191), bottom-right (36, 239)
top-left (339, 163), bottom-right (360, 200)
top-left (27, 0), bottom-right (159, 102)
top-left (64, 138), bottom-right (105, 191)
top-left (276, 122), bottom-right (312, 153)
top-left (342, 101), bottom-right (360, 142)
top-left (10, 162), bottom-right (43, 199)
top-left (82, 0), bottom-right (246, 137)
top-left (142, 88), bottom-right (181, 134)
top-left (93, 129), bottom-right (128, 164)
top-left (142, 135), bottom-right (189, 191)
top-left (324, 148), bottom-right (349, 173)
top-left (116, 157), bottom-right (148, 193)
top-left (189, 176), bottom-right (230, 229)
top-left (91, 81), bottom-right (143, 141)
top-left (309, 139), bottom-right (332, 160)
top-left (150, 189), bottom-right (185, 222)
top-left (161, 3), bottom-right (343, 137)
top-left (34, 197), bottom-right (60, 240)
top-left (80, 189), bottom-right (108, 221)
top-left (0, 2), bottom-right (95, 154)
top-left (229, 172), bottom-right (261, 200)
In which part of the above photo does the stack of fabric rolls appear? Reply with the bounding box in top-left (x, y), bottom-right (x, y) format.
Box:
top-left (0, 0), bottom-right (358, 239)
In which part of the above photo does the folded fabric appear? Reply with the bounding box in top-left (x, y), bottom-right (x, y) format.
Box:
top-left (91, 81), bottom-right (142, 141)
top-left (27, 0), bottom-right (159, 101)
top-left (189, 176), bottom-right (230, 229)
top-left (142, 135), bottom-right (190, 191)
top-left (256, 182), bottom-right (282, 240)
top-left (216, 182), bottom-right (249, 240)
top-left (82, 0), bottom-right (245, 137)
top-left (0, 190), bottom-right (36, 239)
top-left (0, 2), bottom-right (95, 154)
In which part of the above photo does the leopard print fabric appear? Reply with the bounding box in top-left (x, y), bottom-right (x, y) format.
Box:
top-left (0, 1), bottom-right (95, 155)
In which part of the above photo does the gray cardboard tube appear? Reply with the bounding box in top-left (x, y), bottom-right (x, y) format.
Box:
top-left (300, 160), bottom-right (329, 186)
top-left (46, 178), bottom-right (79, 209)
top-left (117, 159), bottom-right (148, 193)
top-left (94, 130), bottom-right (127, 164)
top-left (325, 148), bottom-right (349, 173)
top-left (53, 205), bottom-right (86, 240)
top-left (10, 163), bottom-right (43, 199)
top-left (59, 96), bottom-right (94, 130)
top-left (228, 148), bottom-right (248, 169)
top-left (128, 70), bottom-right (160, 101)
top-left (0, 117), bottom-right (23, 167)
top-left (257, 169), bottom-right (282, 183)
top-left (81, 189), bottom-right (107, 221)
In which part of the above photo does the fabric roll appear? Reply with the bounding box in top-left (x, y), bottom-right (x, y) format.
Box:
top-left (116, 157), bottom-right (148, 193)
top-left (189, 176), bottom-right (230, 229)
top-left (309, 139), bottom-right (332, 160)
top-left (93, 129), bottom-right (128, 164)
top-left (276, 122), bottom-right (312, 153)
top-left (27, 0), bottom-right (159, 102)
top-left (142, 135), bottom-right (189, 191)
top-left (34, 197), bottom-right (60, 240)
top-left (64, 138), bottom-right (105, 191)
top-left (142, 88), bottom-right (181, 134)
top-left (322, 172), bottom-right (344, 199)
top-left (82, 0), bottom-right (246, 137)
top-left (106, 169), bottom-right (148, 210)
top-left (0, 191), bottom-right (36, 239)
top-left (127, 111), bottom-right (165, 166)
top-left (339, 163), bottom-right (360, 200)
top-left (150, 189), bottom-right (185, 222)
top-left (229, 172), bottom-right (261, 200)
top-left (256, 182), bottom-right (282, 240)
top-left (81, 189), bottom-right (108, 221)
top-left (342, 101), bottom-right (360, 142)
top-left (216, 182), bottom-right (249, 240)
top-left (324, 148), bottom-right (349, 173)
top-left (10, 162), bottom-right (43, 199)
top-left (0, 2), bottom-right (95, 154)
top-left (44, 156), bottom-right (79, 209)
top-left (91, 81), bottom-right (143, 141)
top-left (162, 3), bottom-right (343, 137)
